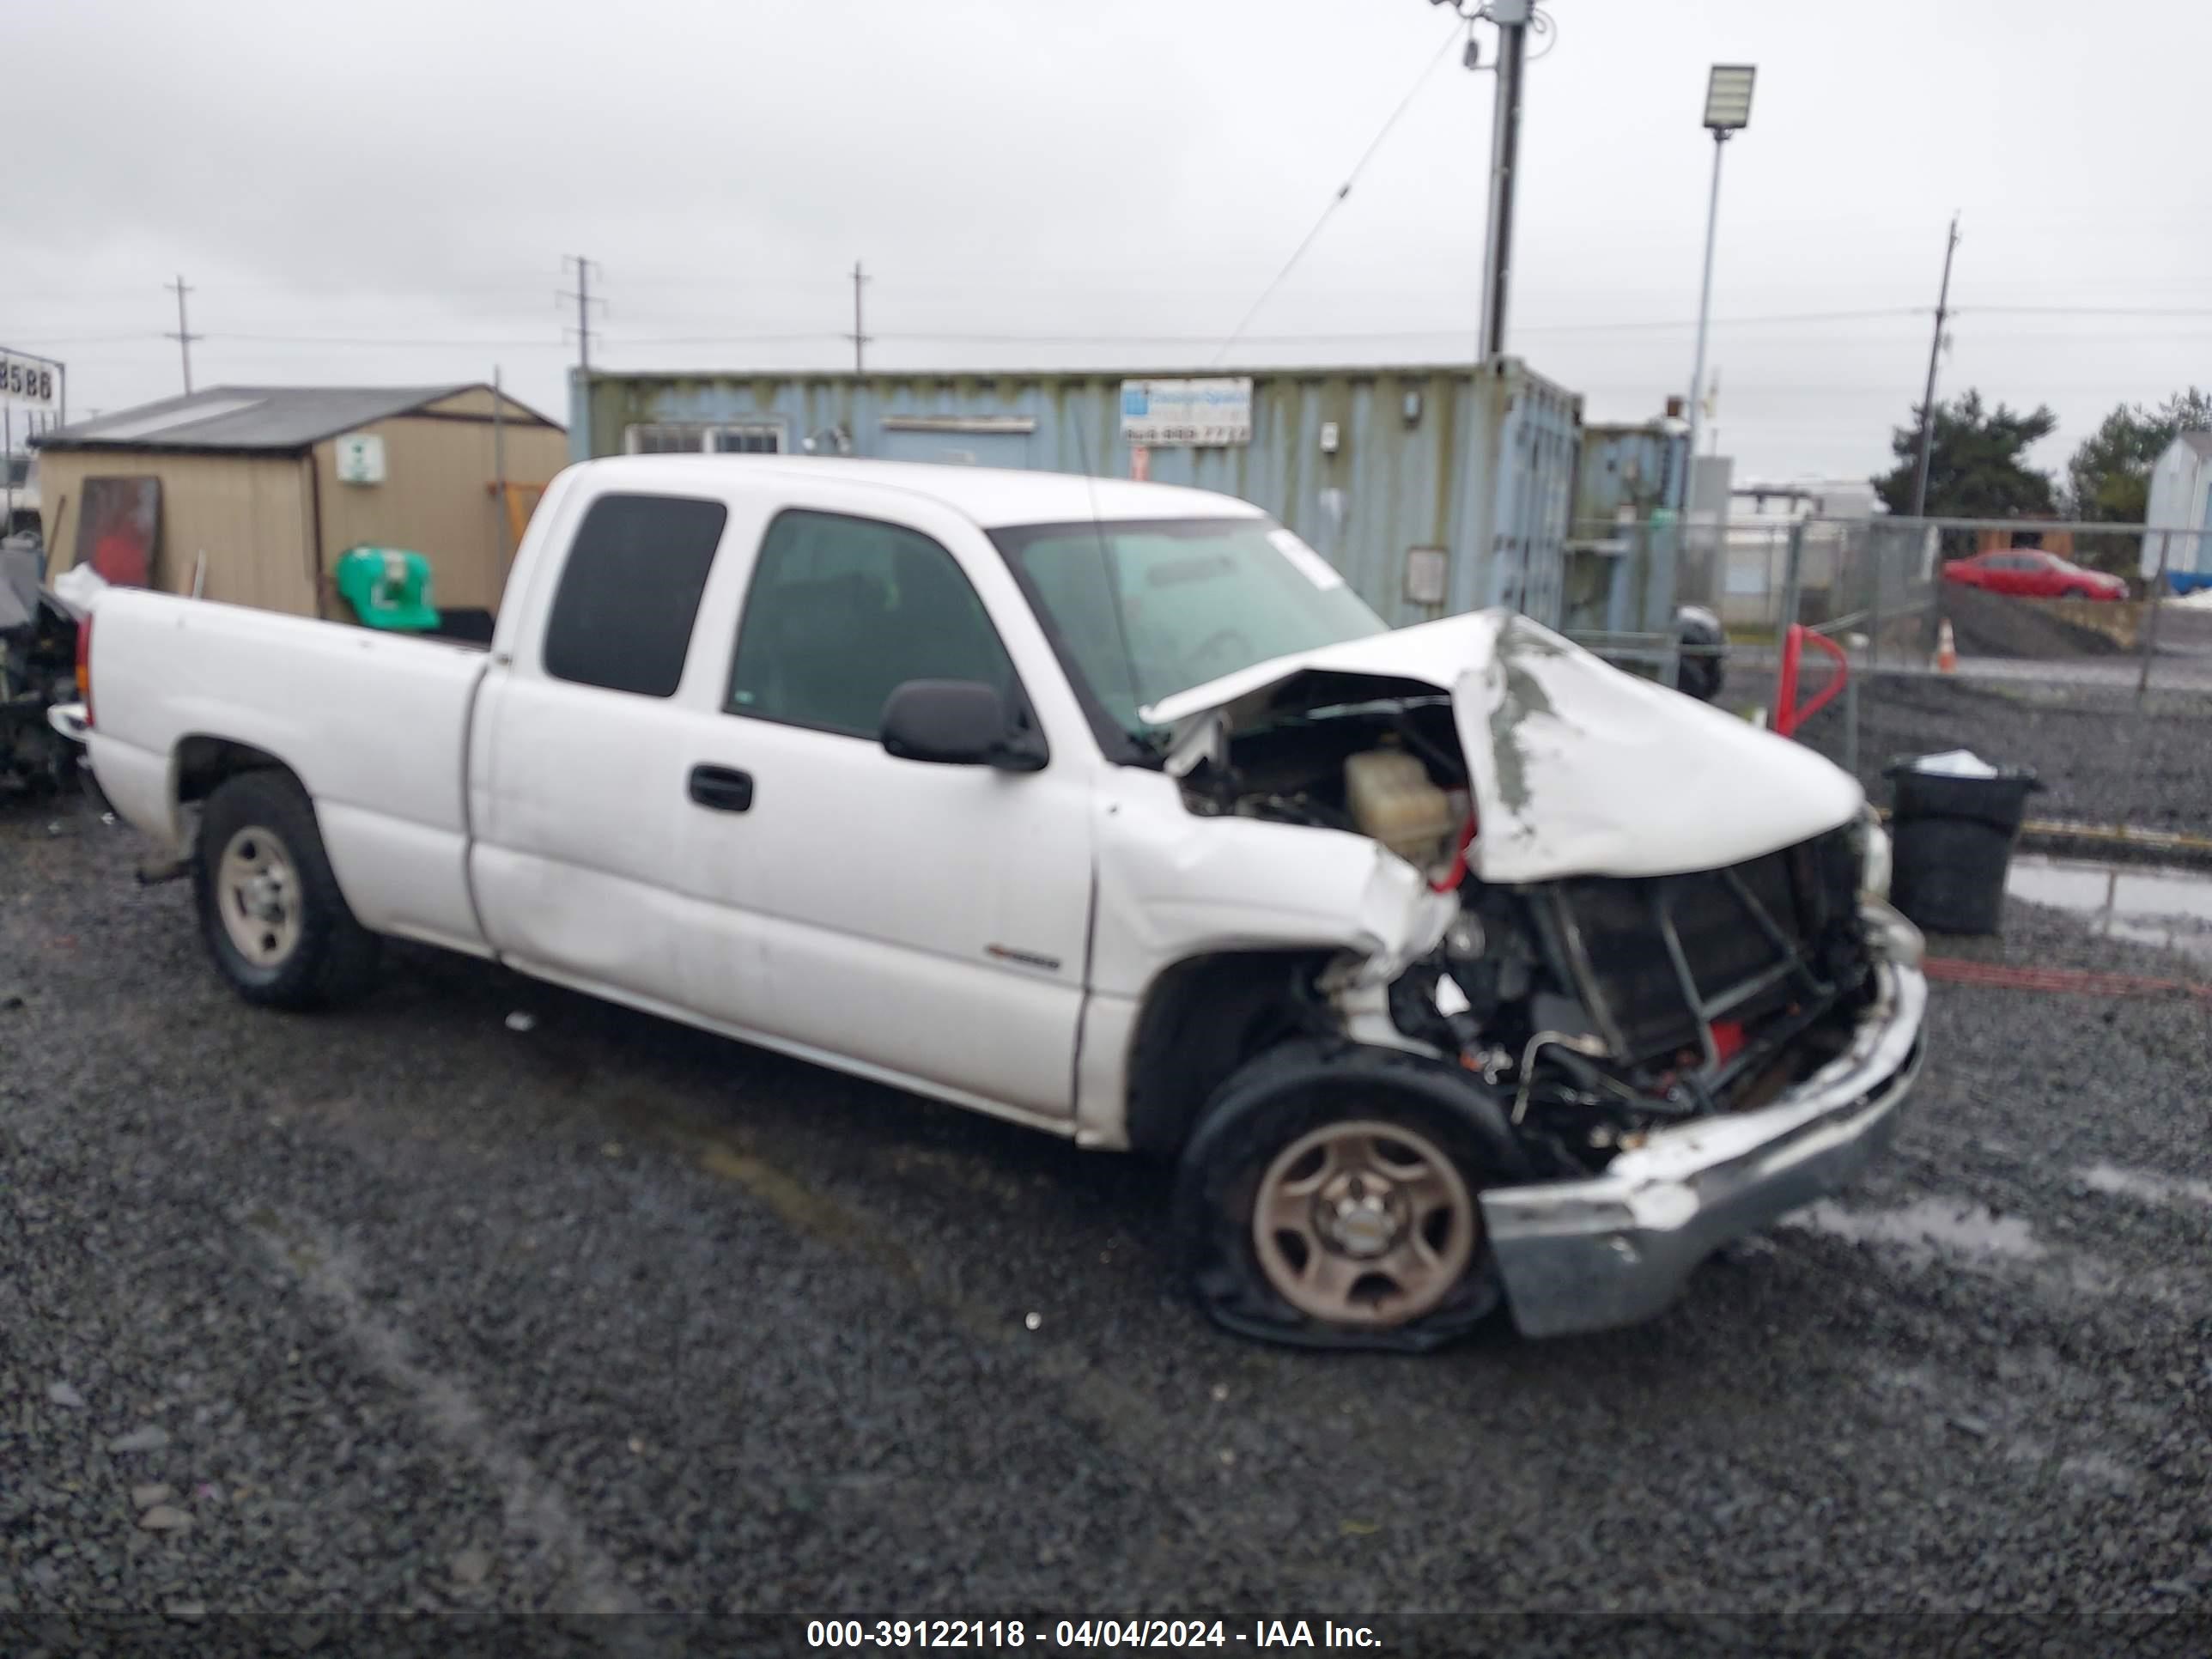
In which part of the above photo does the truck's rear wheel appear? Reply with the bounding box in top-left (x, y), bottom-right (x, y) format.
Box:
top-left (1174, 1042), bottom-right (1510, 1352)
top-left (193, 771), bottom-right (378, 1009)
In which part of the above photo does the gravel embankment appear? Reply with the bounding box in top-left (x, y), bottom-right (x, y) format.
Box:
top-left (1940, 586), bottom-right (2126, 660)
top-left (1744, 672), bottom-right (2212, 837)
top-left (3, 796), bottom-right (2210, 1646)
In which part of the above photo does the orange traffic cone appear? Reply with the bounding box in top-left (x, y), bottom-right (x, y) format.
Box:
top-left (1934, 619), bottom-right (1958, 673)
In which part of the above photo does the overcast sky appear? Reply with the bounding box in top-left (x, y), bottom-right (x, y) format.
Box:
top-left (6, 0), bottom-right (2207, 486)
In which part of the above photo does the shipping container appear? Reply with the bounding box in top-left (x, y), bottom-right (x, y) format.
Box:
top-left (574, 361), bottom-right (1585, 629)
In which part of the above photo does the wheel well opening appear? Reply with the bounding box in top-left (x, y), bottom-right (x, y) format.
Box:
top-left (176, 737), bottom-right (295, 805)
top-left (1123, 950), bottom-right (1332, 1159)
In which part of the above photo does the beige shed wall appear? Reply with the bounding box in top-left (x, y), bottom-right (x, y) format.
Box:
top-left (36, 450), bottom-right (315, 614)
top-left (311, 415), bottom-right (568, 613)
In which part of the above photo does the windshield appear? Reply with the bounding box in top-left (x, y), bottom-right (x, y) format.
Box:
top-left (991, 515), bottom-right (1388, 740)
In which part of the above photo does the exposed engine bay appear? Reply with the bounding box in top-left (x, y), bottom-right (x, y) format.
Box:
top-left (1173, 690), bottom-right (1880, 1180)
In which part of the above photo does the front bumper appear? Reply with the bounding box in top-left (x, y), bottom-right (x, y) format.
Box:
top-left (1480, 902), bottom-right (1929, 1339)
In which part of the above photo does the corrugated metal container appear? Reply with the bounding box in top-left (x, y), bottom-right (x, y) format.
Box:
top-left (1572, 422), bottom-right (1687, 526)
top-left (1559, 421), bottom-right (1694, 638)
top-left (575, 360), bottom-right (1585, 629)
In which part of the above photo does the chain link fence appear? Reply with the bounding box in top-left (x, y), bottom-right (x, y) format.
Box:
top-left (1563, 514), bottom-right (2212, 859)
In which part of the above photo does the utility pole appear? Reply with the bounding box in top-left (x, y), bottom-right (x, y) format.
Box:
top-left (559, 254), bottom-right (603, 375)
top-left (1909, 214), bottom-right (1961, 520)
top-left (164, 274), bottom-right (201, 394)
top-left (492, 363), bottom-right (508, 564)
top-left (1476, 0), bottom-right (1531, 362)
top-left (848, 260), bottom-right (872, 374)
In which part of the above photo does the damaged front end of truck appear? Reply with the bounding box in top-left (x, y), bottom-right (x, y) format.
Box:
top-left (1136, 610), bottom-right (1928, 1345)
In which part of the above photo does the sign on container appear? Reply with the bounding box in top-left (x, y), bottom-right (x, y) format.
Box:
top-left (1120, 378), bottom-right (1252, 447)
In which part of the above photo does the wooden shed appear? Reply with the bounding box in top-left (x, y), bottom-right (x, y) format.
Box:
top-left (33, 383), bottom-right (565, 620)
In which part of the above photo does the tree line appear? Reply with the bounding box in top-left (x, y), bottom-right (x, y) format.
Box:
top-left (1869, 386), bottom-right (2210, 574)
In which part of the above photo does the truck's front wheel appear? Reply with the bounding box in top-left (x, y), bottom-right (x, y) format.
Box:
top-left (1174, 1043), bottom-right (1511, 1352)
top-left (193, 771), bottom-right (378, 1009)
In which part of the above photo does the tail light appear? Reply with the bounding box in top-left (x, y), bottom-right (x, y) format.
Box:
top-left (75, 613), bottom-right (94, 728)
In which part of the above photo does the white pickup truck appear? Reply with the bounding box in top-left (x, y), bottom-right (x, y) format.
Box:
top-left (69, 456), bottom-right (1927, 1350)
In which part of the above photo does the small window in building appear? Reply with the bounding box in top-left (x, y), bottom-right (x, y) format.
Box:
top-left (710, 425), bottom-right (783, 454)
top-left (624, 422), bottom-right (709, 454)
top-left (727, 509), bottom-right (1015, 737)
top-left (544, 494), bottom-right (728, 698)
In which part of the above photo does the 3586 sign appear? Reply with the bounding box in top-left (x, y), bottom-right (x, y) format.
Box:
top-left (2, 353), bottom-right (58, 405)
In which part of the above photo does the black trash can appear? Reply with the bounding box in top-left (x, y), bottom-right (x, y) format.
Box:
top-left (1883, 756), bottom-right (2042, 936)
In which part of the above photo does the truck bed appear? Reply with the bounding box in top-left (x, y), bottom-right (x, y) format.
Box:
top-left (85, 590), bottom-right (493, 956)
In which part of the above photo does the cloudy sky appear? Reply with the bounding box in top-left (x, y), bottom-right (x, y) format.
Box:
top-left (6, 0), bottom-right (2207, 485)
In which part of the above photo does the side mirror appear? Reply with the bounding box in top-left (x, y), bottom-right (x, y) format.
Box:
top-left (879, 679), bottom-right (1046, 772)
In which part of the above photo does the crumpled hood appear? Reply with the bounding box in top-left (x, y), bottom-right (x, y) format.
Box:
top-left (1142, 608), bottom-right (1864, 885)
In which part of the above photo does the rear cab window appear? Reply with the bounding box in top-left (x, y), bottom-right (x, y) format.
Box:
top-left (543, 493), bottom-right (729, 697)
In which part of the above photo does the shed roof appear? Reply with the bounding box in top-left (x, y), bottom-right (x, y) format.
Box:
top-left (34, 383), bottom-right (561, 454)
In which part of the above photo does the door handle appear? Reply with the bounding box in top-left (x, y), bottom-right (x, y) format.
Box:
top-left (688, 764), bottom-right (754, 813)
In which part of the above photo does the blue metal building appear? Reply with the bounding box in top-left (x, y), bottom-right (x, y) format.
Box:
top-left (572, 361), bottom-right (1583, 629)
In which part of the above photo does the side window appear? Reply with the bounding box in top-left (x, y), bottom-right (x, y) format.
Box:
top-left (543, 494), bottom-right (727, 698)
top-left (728, 509), bottom-right (1017, 738)
top-left (710, 425), bottom-right (783, 453)
top-left (625, 423), bottom-right (707, 454)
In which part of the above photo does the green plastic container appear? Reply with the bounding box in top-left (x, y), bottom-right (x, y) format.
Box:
top-left (334, 546), bottom-right (441, 631)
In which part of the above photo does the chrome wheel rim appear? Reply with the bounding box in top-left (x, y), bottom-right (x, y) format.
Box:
top-left (1251, 1119), bottom-right (1477, 1327)
top-left (216, 825), bottom-right (302, 969)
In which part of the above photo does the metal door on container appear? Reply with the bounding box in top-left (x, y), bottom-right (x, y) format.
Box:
top-left (668, 501), bottom-right (1091, 1120)
top-left (877, 428), bottom-right (1032, 469)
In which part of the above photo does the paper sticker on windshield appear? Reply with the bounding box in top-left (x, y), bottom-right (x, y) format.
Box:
top-left (1268, 528), bottom-right (1345, 591)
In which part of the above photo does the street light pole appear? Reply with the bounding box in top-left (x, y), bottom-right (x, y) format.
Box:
top-left (1682, 131), bottom-right (1729, 485)
top-left (1680, 64), bottom-right (1754, 515)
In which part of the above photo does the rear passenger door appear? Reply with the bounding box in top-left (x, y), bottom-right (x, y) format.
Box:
top-left (468, 489), bottom-right (753, 1018)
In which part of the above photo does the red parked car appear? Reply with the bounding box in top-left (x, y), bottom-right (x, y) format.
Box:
top-left (1942, 548), bottom-right (2128, 601)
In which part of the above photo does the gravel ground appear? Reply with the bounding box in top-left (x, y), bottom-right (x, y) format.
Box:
top-left (4, 796), bottom-right (2211, 1650)
top-left (1739, 672), bottom-right (2212, 837)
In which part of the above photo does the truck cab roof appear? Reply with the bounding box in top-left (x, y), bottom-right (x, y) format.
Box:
top-left (574, 454), bottom-right (1264, 529)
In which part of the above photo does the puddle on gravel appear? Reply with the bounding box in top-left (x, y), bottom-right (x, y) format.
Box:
top-left (2007, 855), bottom-right (2212, 966)
top-left (1790, 1197), bottom-right (2047, 1262)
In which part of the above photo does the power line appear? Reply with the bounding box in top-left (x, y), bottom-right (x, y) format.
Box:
top-left (215, 333), bottom-right (572, 347)
top-left (1961, 304), bottom-right (2212, 318)
top-left (17, 307), bottom-right (2208, 359)
top-left (1517, 307), bottom-right (1928, 333)
top-left (1211, 20), bottom-right (1465, 367)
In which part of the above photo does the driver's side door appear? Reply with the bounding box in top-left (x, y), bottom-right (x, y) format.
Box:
top-left (668, 503), bottom-right (1095, 1121)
